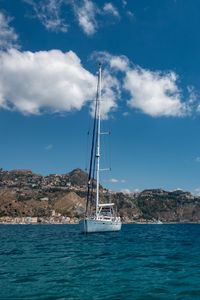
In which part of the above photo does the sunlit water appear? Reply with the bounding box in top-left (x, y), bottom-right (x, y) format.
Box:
top-left (0, 224), bottom-right (200, 299)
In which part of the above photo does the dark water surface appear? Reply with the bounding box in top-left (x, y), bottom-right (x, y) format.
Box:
top-left (0, 224), bottom-right (200, 299)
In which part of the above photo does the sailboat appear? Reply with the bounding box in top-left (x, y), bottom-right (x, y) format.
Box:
top-left (83, 64), bottom-right (122, 233)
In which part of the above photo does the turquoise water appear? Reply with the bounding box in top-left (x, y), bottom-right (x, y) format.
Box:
top-left (0, 224), bottom-right (200, 300)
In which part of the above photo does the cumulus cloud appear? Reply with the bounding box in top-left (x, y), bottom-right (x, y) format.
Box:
top-left (89, 73), bottom-right (120, 119)
top-left (99, 69), bottom-right (120, 118)
top-left (0, 49), bottom-right (119, 118)
top-left (97, 52), bottom-right (188, 117)
top-left (93, 51), bottom-right (128, 71)
top-left (0, 11), bottom-right (19, 50)
top-left (109, 55), bottom-right (129, 71)
top-left (124, 68), bottom-right (186, 117)
top-left (24, 0), bottom-right (68, 32)
top-left (0, 48), bottom-right (192, 119)
top-left (0, 49), bottom-right (96, 114)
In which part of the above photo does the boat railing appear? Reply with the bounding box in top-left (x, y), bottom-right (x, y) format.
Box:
top-left (96, 215), bottom-right (121, 222)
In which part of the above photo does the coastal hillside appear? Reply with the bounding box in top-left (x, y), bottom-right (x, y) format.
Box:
top-left (0, 168), bottom-right (200, 223)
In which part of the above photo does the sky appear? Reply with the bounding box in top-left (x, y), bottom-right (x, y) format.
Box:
top-left (1, 0), bottom-right (200, 194)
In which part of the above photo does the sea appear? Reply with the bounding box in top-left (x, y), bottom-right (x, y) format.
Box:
top-left (0, 224), bottom-right (200, 300)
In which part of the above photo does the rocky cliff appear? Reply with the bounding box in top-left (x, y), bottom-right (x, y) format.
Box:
top-left (0, 168), bottom-right (200, 223)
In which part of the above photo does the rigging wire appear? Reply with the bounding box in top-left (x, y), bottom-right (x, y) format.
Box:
top-left (108, 121), bottom-right (112, 172)
top-left (101, 119), bottom-right (112, 177)
top-left (84, 130), bottom-right (90, 172)
top-left (85, 73), bottom-right (99, 216)
top-left (84, 103), bottom-right (95, 172)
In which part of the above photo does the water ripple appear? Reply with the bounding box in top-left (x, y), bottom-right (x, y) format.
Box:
top-left (0, 224), bottom-right (200, 299)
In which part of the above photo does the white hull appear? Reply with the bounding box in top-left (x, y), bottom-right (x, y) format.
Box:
top-left (83, 218), bottom-right (122, 233)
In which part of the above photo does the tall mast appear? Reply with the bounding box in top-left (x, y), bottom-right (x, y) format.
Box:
top-left (96, 64), bottom-right (102, 215)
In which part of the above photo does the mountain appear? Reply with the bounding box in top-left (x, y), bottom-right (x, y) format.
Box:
top-left (68, 168), bottom-right (89, 187)
top-left (0, 168), bottom-right (200, 223)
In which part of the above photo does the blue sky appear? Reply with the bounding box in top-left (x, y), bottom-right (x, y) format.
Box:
top-left (1, 0), bottom-right (200, 194)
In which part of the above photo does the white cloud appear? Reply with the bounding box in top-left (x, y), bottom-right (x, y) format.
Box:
top-left (93, 51), bottom-right (128, 71)
top-left (0, 49), bottom-right (96, 114)
top-left (25, 0), bottom-right (121, 36)
top-left (73, 1), bottom-right (120, 35)
top-left (73, 0), bottom-right (97, 35)
top-left (0, 48), bottom-right (193, 119)
top-left (124, 68), bottom-right (187, 117)
top-left (110, 55), bottom-right (129, 71)
top-left (98, 52), bottom-right (188, 117)
top-left (120, 0), bottom-right (134, 19)
top-left (187, 85), bottom-right (200, 115)
top-left (187, 86), bottom-right (198, 104)
top-left (194, 188), bottom-right (200, 196)
top-left (120, 188), bottom-right (140, 194)
top-left (0, 11), bottom-right (19, 50)
top-left (196, 105), bottom-right (200, 113)
top-left (103, 3), bottom-right (119, 18)
top-left (89, 64), bottom-right (120, 119)
top-left (108, 178), bottom-right (126, 183)
top-left (126, 10), bottom-right (134, 19)
top-left (120, 188), bottom-right (130, 194)
top-left (0, 49), bottom-right (119, 118)
top-left (195, 157), bottom-right (200, 163)
top-left (122, 0), bottom-right (127, 8)
top-left (45, 144), bottom-right (53, 150)
top-left (100, 70), bottom-right (120, 119)
top-left (173, 188), bottom-right (183, 191)
top-left (109, 178), bottom-right (119, 183)
top-left (24, 0), bottom-right (68, 32)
